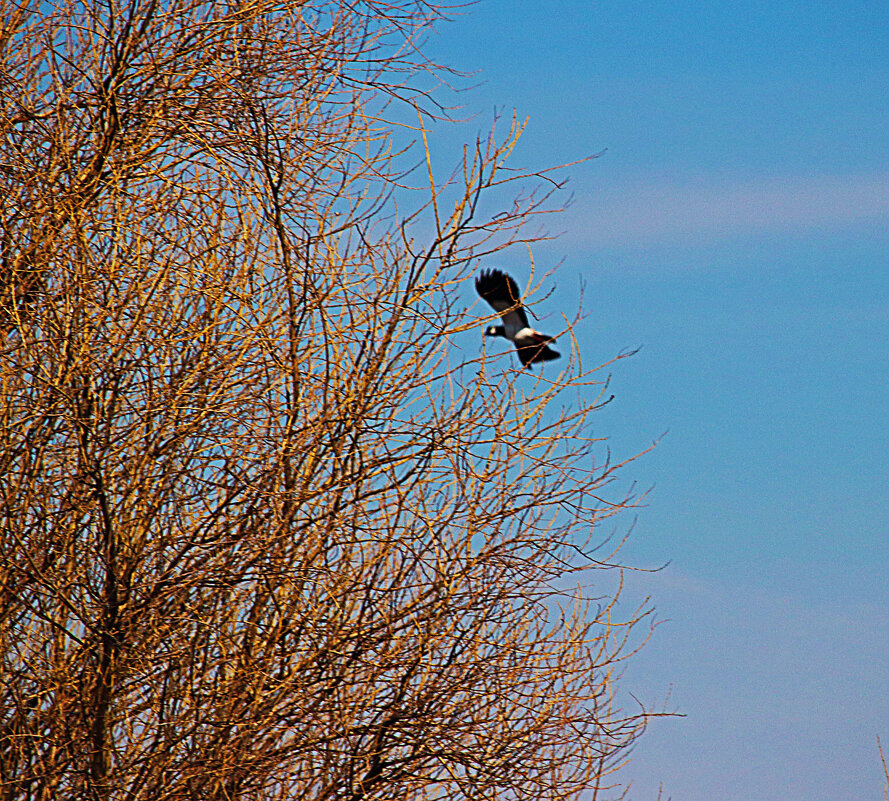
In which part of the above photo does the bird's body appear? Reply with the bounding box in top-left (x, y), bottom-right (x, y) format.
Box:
top-left (475, 268), bottom-right (560, 366)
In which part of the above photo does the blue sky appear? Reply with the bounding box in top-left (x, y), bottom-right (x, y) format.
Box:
top-left (426, 2), bottom-right (889, 799)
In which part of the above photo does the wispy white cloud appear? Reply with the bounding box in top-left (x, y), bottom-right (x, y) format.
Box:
top-left (564, 172), bottom-right (889, 248)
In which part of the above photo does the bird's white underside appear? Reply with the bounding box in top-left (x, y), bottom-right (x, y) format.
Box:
top-left (513, 327), bottom-right (546, 344)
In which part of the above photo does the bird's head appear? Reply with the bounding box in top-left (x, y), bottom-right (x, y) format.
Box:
top-left (485, 325), bottom-right (506, 338)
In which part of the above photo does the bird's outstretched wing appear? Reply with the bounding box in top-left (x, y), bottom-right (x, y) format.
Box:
top-left (515, 332), bottom-right (560, 366)
top-left (475, 268), bottom-right (529, 332)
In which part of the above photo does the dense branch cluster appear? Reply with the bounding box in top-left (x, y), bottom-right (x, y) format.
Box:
top-left (0, 2), bottom-right (651, 800)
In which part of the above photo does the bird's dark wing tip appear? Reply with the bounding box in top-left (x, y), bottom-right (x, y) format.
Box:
top-left (517, 343), bottom-right (560, 366)
top-left (475, 268), bottom-right (520, 305)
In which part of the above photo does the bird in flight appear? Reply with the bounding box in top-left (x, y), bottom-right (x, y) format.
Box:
top-left (475, 268), bottom-right (560, 366)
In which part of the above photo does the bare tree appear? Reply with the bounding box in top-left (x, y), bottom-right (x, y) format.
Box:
top-left (0, 2), bottom-right (652, 800)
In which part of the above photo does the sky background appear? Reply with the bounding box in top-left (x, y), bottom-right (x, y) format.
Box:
top-left (425, 2), bottom-right (889, 799)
